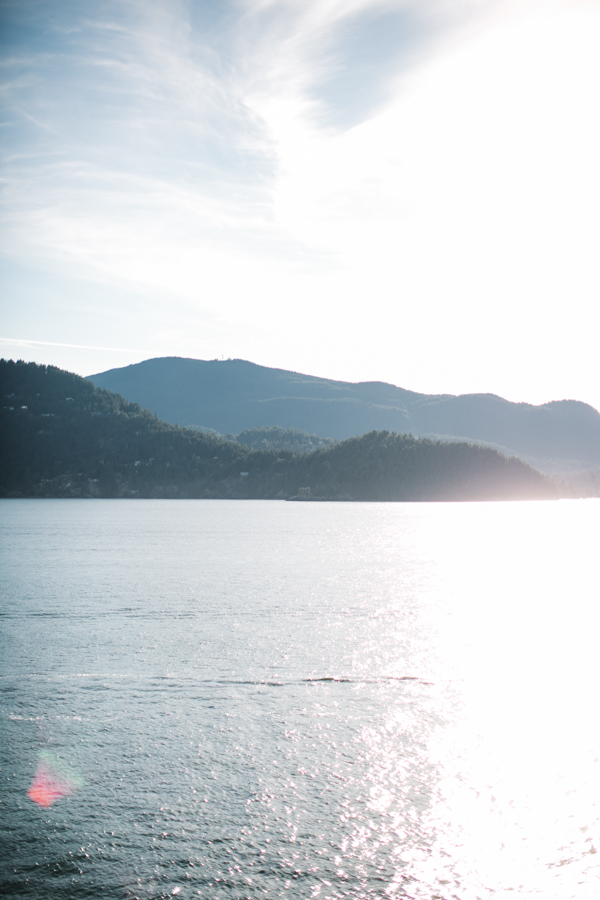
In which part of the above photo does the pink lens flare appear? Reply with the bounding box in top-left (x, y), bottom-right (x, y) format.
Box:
top-left (27, 751), bottom-right (83, 807)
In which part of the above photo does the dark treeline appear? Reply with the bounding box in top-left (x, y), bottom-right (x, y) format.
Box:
top-left (1, 360), bottom-right (558, 501)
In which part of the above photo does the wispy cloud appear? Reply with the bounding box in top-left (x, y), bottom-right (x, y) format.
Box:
top-left (0, 0), bottom-right (500, 279)
top-left (237, 0), bottom-right (499, 129)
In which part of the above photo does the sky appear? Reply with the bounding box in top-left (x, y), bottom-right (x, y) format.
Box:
top-left (1, 0), bottom-right (599, 410)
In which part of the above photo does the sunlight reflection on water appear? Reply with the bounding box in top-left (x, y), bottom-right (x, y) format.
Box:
top-left (420, 501), bottom-right (600, 897)
top-left (1, 498), bottom-right (599, 899)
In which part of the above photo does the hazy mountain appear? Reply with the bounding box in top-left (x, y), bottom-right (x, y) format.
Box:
top-left (1, 359), bottom-right (558, 501)
top-left (88, 357), bottom-right (600, 475)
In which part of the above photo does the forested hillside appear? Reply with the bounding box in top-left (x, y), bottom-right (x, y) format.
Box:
top-left (1, 360), bottom-right (558, 501)
top-left (0, 359), bottom-right (271, 498)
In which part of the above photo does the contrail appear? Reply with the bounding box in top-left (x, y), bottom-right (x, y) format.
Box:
top-left (0, 338), bottom-right (146, 353)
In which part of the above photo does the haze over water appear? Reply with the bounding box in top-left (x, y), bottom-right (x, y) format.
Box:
top-left (1, 498), bottom-right (599, 899)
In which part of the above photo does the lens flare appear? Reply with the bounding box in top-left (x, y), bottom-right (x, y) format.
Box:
top-left (27, 751), bottom-right (83, 807)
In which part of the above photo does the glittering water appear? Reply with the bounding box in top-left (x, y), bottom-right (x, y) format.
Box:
top-left (1, 498), bottom-right (599, 899)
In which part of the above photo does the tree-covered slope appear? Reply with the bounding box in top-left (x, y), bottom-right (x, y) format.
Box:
top-left (1, 359), bottom-right (557, 501)
top-left (234, 426), bottom-right (335, 452)
top-left (0, 359), bottom-right (272, 498)
top-left (290, 431), bottom-right (556, 502)
top-left (87, 357), bottom-right (600, 474)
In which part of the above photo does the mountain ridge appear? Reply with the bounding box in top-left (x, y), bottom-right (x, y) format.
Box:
top-left (87, 357), bottom-right (600, 475)
top-left (1, 359), bottom-right (559, 501)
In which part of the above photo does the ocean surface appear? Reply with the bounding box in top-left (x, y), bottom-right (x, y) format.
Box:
top-left (1, 498), bottom-right (599, 900)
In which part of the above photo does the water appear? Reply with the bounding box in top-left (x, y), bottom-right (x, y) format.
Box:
top-left (1, 498), bottom-right (599, 899)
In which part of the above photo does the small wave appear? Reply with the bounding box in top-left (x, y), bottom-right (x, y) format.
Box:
top-left (212, 675), bottom-right (432, 687)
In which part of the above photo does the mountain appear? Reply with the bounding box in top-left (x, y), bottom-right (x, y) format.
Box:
top-left (1, 359), bottom-right (558, 501)
top-left (87, 357), bottom-right (600, 475)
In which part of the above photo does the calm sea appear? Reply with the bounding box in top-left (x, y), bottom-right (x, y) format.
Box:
top-left (1, 498), bottom-right (599, 899)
